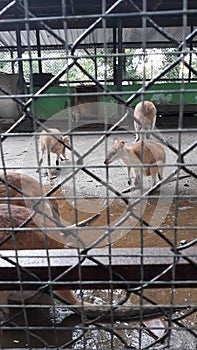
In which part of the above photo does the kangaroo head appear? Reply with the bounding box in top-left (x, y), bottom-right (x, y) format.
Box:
top-left (62, 135), bottom-right (69, 145)
top-left (104, 139), bottom-right (125, 165)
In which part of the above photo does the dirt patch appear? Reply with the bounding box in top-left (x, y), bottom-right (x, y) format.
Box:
top-left (52, 187), bottom-right (196, 249)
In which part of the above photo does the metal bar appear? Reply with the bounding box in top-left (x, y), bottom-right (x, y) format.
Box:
top-left (113, 26), bottom-right (117, 85)
top-left (117, 18), bottom-right (123, 92)
top-left (15, 24), bottom-right (24, 90)
top-left (0, 248), bottom-right (196, 290)
top-left (36, 29), bottom-right (42, 74)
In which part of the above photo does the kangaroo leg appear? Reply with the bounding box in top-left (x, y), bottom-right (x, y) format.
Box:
top-left (60, 146), bottom-right (66, 161)
top-left (152, 115), bottom-right (156, 130)
top-left (135, 131), bottom-right (140, 143)
top-left (146, 116), bottom-right (156, 139)
top-left (47, 150), bottom-right (53, 179)
top-left (158, 166), bottom-right (163, 181)
top-left (56, 155), bottom-right (60, 168)
top-left (36, 145), bottom-right (45, 173)
top-left (127, 166), bottom-right (132, 185)
top-left (151, 175), bottom-right (157, 187)
top-left (150, 167), bottom-right (158, 187)
top-left (134, 120), bottom-right (140, 143)
top-left (38, 156), bottom-right (43, 167)
top-left (146, 132), bottom-right (151, 139)
top-left (134, 170), bottom-right (141, 188)
top-left (56, 154), bottom-right (61, 171)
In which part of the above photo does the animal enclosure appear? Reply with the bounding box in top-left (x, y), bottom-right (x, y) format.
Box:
top-left (0, 1), bottom-right (197, 349)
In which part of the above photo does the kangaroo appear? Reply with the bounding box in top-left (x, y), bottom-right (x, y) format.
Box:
top-left (0, 171), bottom-right (60, 220)
top-left (38, 128), bottom-right (69, 179)
top-left (104, 139), bottom-right (166, 187)
top-left (134, 101), bottom-right (157, 142)
top-left (0, 172), bottom-right (96, 317)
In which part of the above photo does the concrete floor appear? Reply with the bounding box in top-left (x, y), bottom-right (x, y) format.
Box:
top-left (0, 128), bottom-right (196, 196)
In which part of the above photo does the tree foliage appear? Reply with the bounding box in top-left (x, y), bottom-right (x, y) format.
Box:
top-left (0, 46), bottom-right (196, 84)
top-left (160, 48), bottom-right (180, 81)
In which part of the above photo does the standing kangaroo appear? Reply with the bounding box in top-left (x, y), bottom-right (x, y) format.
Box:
top-left (38, 128), bottom-right (69, 179)
top-left (104, 139), bottom-right (166, 187)
top-left (134, 101), bottom-right (157, 142)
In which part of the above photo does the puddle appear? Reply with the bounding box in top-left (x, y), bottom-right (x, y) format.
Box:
top-left (1, 294), bottom-right (81, 348)
top-left (1, 289), bottom-right (196, 349)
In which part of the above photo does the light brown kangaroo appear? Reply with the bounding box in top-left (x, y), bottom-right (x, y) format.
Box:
top-left (0, 171), bottom-right (60, 220)
top-left (38, 128), bottom-right (69, 179)
top-left (134, 101), bottom-right (157, 142)
top-left (0, 172), bottom-right (94, 317)
top-left (104, 139), bottom-right (166, 187)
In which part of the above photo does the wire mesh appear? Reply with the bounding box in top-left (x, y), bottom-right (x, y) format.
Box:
top-left (0, 0), bottom-right (197, 349)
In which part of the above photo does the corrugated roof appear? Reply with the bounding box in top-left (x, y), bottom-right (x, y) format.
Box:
top-left (0, 27), bottom-right (196, 50)
top-left (0, 1), bottom-right (196, 50)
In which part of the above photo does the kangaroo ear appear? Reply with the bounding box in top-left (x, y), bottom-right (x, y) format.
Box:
top-left (119, 141), bottom-right (125, 149)
top-left (63, 135), bottom-right (69, 143)
top-left (114, 138), bottom-right (119, 144)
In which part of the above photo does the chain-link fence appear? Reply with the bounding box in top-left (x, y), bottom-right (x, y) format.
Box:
top-left (0, 1), bottom-right (197, 349)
